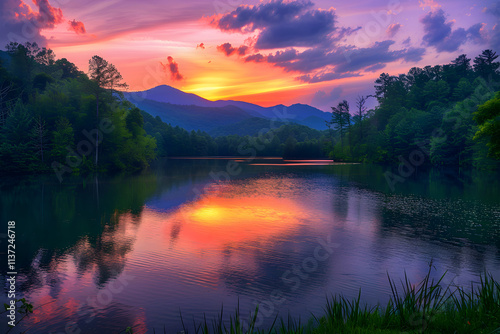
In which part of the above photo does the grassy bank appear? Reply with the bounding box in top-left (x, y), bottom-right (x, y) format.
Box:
top-left (142, 264), bottom-right (500, 334)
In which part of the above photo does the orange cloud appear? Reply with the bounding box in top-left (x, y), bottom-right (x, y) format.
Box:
top-left (68, 19), bottom-right (86, 34)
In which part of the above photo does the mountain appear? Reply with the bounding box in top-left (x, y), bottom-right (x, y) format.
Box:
top-left (131, 99), bottom-right (253, 132)
top-left (125, 85), bottom-right (267, 118)
top-left (125, 85), bottom-right (332, 131)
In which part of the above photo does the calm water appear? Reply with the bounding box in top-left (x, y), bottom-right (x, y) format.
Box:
top-left (1, 159), bottom-right (499, 333)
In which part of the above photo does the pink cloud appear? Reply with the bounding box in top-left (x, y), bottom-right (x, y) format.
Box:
top-left (68, 19), bottom-right (86, 34)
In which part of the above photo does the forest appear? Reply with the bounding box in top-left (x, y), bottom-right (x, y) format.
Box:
top-left (326, 50), bottom-right (500, 169)
top-left (0, 43), bottom-right (499, 178)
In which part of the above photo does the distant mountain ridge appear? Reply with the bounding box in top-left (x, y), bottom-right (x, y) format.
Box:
top-left (124, 85), bottom-right (331, 132)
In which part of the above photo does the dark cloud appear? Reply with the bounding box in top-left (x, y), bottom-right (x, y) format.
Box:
top-left (243, 40), bottom-right (425, 83)
top-left (485, 1), bottom-right (500, 17)
top-left (420, 9), bottom-right (453, 48)
top-left (403, 47), bottom-right (426, 62)
top-left (254, 8), bottom-right (336, 49)
top-left (364, 63), bottom-right (386, 72)
top-left (212, 0), bottom-right (314, 33)
top-left (485, 2), bottom-right (500, 48)
top-left (197, 43), bottom-right (205, 49)
top-left (211, 0), bottom-right (340, 50)
top-left (244, 53), bottom-right (265, 63)
top-left (420, 8), bottom-right (486, 52)
top-left (267, 49), bottom-right (298, 63)
top-left (161, 56), bottom-right (184, 81)
top-left (212, 1), bottom-right (426, 84)
top-left (466, 23), bottom-right (486, 44)
top-left (216, 43), bottom-right (249, 56)
top-left (402, 37), bottom-right (411, 46)
top-left (386, 23), bottom-right (402, 38)
top-left (68, 19), bottom-right (86, 35)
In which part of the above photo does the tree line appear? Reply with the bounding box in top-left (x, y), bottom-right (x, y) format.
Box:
top-left (325, 50), bottom-right (500, 169)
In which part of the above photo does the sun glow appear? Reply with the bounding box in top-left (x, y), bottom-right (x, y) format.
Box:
top-left (164, 193), bottom-right (319, 248)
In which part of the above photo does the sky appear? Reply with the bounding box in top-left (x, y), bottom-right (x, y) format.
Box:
top-left (1, 0), bottom-right (499, 110)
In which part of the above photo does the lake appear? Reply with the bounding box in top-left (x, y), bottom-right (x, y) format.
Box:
top-left (1, 158), bottom-right (499, 333)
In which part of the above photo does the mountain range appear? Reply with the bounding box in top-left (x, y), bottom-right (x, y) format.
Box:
top-left (124, 85), bottom-right (331, 135)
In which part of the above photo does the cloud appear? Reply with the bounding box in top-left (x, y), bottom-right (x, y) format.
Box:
top-left (210, 0), bottom-right (341, 50)
top-left (212, 0), bottom-right (314, 33)
top-left (244, 53), bottom-right (265, 63)
top-left (311, 87), bottom-right (343, 106)
top-left (402, 47), bottom-right (426, 62)
top-left (386, 23), bottom-right (402, 38)
top-left (211, 1), bottom-right (426, 84)
top-left (197, 43), bottom-right (205, 49)
top-left (485, 2), bottom-right (500, 17)
top-left (466, 23), bottom-right (486, 44)
top-left (420, 8), bottom-right (489, 52)
top-left (216, 43), bottom-right (249, 56)
top-left (364, 63), bottom-right (387, 72)
top-left (32, 0), bottom-right (63, 29)
top-left (402, 37), bottom-right (411, 46)
top-left (0, 0), bottom-right (87, 47)
top-left (161, 56), bottom-right (183, 81)
top-left (485, 2), bottom-right (500, 48)
top-left (68, 19), bottom-right (86, 34)
top-left (420, 9), bottom-right (474, 52)
top-left (419, 0), bottom-right (441, 10)
top-left (243, 41), bottom-right (425, 83)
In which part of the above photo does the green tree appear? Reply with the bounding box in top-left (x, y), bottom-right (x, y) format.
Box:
top-left (452, 78), bottom-right (473, 101)
top-left (0, 100), bottom-right (36, 171)
top-left (30, 115), bottom-right (49, 163)
top-left (329, 100), bottom-right (350, 148)
top-left (88, 55), bottom-right (128, 166)
top-left (51, 117), bottom-right (75, 162)
top-left (473, 50), bottom-right (499, 80)
top-left (473, 91), bottom-right (500, 159)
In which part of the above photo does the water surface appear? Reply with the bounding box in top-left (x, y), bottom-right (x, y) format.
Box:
top-left (1, 159), bottom-right (499, 333)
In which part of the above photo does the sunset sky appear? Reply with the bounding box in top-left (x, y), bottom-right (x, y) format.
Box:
top-left (1, 0), bottom-right (499, 110)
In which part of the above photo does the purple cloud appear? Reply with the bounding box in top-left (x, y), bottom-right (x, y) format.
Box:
top-left (420, 8), bottom-right (487, 52)
top-left (216, 43), bottom-right (249, 56)
top-left (211, 0), bottom-right (339, 49)
top-left (211, 1), bottom-right (427, 84)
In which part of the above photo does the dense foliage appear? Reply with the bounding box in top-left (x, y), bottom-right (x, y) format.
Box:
top-left (326, 50), bottom-right (500, 169)
top-left (0, 42), bottom-right (156, 177)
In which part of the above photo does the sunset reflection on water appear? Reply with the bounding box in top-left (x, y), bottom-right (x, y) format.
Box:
top-left (5, 162), bottom-right (500, 334)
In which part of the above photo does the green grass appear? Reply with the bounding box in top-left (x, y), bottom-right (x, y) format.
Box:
top-left (150, 263), bottom-right (500, 334)
top-left (9, 264), bottom-right (500, 334)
